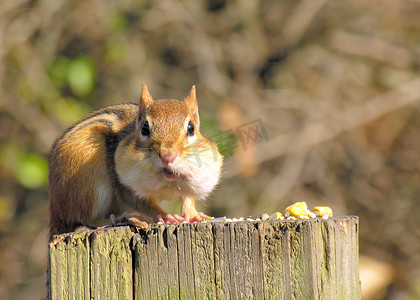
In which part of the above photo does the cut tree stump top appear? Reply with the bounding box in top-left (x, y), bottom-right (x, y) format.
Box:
top-left (48, 216), bottom-right (360, 300)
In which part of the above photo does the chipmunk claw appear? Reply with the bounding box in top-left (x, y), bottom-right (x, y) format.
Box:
top-left (126, 217), bottom-right (148, 229)
top-left (185, 212), bottom-right (211, 223)
top-left (110, 214), bottom-right (117, 227)
top-left (157, 214), bottom-right (186, 224)
top-left (112, 212), bottom-right (150, 229)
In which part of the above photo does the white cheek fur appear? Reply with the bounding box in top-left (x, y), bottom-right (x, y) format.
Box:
top-left (116, 146), bottom-right (222, 201)
top-left (118, 161), bottom-right (160, 197)
top-left (177, 153), bottom-right (222, 199)
top-left (187, 135), bottom-right (197, 145)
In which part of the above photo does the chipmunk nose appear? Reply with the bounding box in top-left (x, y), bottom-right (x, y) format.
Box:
top-left (159, 148), bottom-right (177, 165)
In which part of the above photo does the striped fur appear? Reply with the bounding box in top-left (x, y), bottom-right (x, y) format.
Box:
top-left (49, 85), bottom-right (223, 239)
top-left (49, 104), bottom-right (140, 237)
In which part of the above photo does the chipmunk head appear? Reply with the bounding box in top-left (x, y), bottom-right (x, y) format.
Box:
top-left (136, 83), bottom-right (200, 165)
top-left (116, 84), bottom-right (223, 201)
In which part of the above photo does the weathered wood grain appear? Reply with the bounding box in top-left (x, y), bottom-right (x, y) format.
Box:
top-left (48, 227), bottom-right (132, 300)
top-left (48, 231), bottom-right (90, 299)
top-left (48, 216), bottom-right (360, 300)
top-left (89, 227), bottom-right (132, 299)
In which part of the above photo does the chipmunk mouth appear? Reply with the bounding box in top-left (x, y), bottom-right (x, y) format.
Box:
top-left (162, 167), bottom-right (185, 181)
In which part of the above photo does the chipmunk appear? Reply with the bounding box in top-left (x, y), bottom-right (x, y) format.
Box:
top-left (48, 84), bottom-right (223, 239)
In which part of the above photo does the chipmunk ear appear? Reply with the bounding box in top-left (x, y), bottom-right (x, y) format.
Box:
top-left (139, 83), bottom-right (154, 113)
top-left (185, 85), bottom-right (198, 109)
top-left (137, 83), bottom-right (154, 126)
top-left (184, 85), bottom-right (200, 128)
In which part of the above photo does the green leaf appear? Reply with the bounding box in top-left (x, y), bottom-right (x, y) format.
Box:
top-left (15, 154), bottom-right (48, 189)
top-left (17, 79), bottom-right (37, 102)
top-left (213, 131), bottom-right (236, 158)
top-left (105, 38), bottom-right (127, 63)
top-left (48, 57), bottom-right (70, 88)
top-left (107, 12), bottom-right (127, 32)
top-left (67, 57), bottom-right (96, 97)
top-left (54, 97), bottom-right (89, 124)
top-left (201, 113), bottom-right (236, 158)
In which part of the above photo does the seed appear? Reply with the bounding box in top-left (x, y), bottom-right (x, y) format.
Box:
top-left (269, 212), bottom-right (282, 221)
top-left (261, 213), bottom-right (270, 221)
top-left (312, 206), bottom-right (333, 218)
top-left (209, 217), bottom-right (227, 223)
top-left (308, 212), bottom-right (316, 218)
top-left (284, 202), bottom-right (308, 218)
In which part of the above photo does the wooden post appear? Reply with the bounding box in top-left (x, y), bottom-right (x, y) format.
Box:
top-left (47, 216), bottom-right (360, 299)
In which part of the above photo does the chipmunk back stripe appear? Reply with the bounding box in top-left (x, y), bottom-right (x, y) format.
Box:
top-left (61, 104), bottom-right (135, 133)
top-left (71, 106), bottom-right (135, 132)
top-left (78, 105), bottom-right (135, 123)
top-left (51, 104), bottom-right (138, 153)
top-left (86, 106), bottom-right (134, 121)
top-left (77, 119), bottom-right (113, 132)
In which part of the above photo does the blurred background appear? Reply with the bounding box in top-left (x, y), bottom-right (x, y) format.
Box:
top-left (1, 0), bottom-right (420, 299)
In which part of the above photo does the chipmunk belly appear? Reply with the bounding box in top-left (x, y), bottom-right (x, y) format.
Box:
top-left (93, 182), bottom-right (113, 218)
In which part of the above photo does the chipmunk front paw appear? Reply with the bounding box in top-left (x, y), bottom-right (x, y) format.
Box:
top-left (184, 212), bottom-right (211, 223)
top-left (157, 214), bottom-right (186, 224)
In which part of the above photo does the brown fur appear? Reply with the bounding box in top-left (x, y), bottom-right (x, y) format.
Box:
top-left (49, 104), bottom-right (138, 237)
top-left (49, 85), bottom-right (223, 239)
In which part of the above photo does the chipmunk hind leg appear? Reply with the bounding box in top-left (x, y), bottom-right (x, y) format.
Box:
top-left (49, 123), bottom-right (118, 237)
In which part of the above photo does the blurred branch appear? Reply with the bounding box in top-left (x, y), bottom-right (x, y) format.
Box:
top-left (329, 30), bottom-right (413, 68)
top-left (161, 0), bottom-right (230, 95)
top-left (260, 76), bottom-right (420, 205)
top-left (223, 76), bottom-right (420, 208)
top-left (3, 95), bottom-right (59, 153)
top-left (282, 0), bottom-right (329, 48)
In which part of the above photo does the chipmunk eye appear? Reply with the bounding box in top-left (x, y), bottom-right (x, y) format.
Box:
top-left (141, 121), bottom-right (150, 137)
top-left (187, 121), bottom-right (195, 137)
